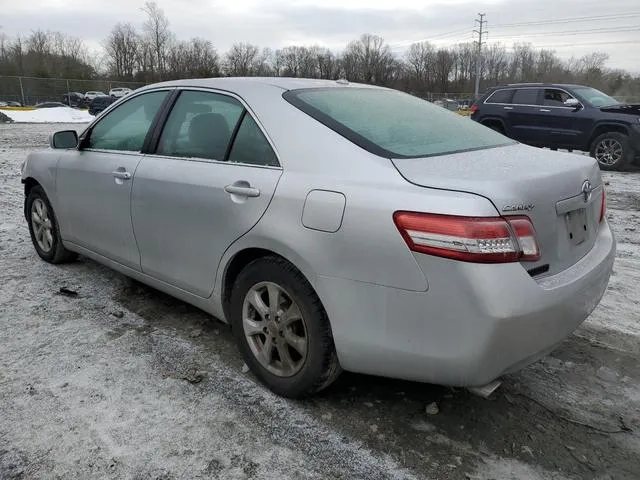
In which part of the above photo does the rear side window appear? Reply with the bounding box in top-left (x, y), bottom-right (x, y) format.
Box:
top-left (512, 89), bottom-right (540, 106)
top-left (157, 90), bottom-right (244, 161)
top-left (485, 89), bottom-right (514, 104)
top-left (283, 88), bottom-right (514, 158)
top-left (228, 114), bottom-right (279, 167)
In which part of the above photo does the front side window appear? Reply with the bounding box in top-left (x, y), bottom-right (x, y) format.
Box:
top-left (543, 89), bottom-right (575, 107)
top-left (157, 90), bottom-right (244, 161)
top-left (284, 88), bottom-right (514, 158)
top-left (87, 91), bottom-right (168, 151)
top-left (486, 89), bottom-right (514, 104)
top-left (228, 114), bottom-right (279, 167)
top-left (511, 89), bottom-right (540, 106)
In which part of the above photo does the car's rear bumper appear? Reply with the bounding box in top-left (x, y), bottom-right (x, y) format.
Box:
top-left (315, 222), bottom-right (615, 386)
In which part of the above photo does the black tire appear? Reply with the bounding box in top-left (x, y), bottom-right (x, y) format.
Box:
top-left (25, 186), bottom-right (77, 264)
top-left (230, 256), bottom-right (341, 398)
top-left (590, 132), bottom-right (633, 171)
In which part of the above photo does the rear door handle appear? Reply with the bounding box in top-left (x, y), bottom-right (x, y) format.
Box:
top-left (224, 184), bottom-right (260, 198)
top-left (503, 106), bottom-right (514, 110)
top-left (539, 109), bottom-right (551, 112)
top-left (112, 170), bottom-right (131, 180)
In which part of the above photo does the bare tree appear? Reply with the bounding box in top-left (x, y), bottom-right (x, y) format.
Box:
top-left (104, 23), bottom-right (139, 79)
top-left (406, 42), bottom-right (435, 89)
top-left (141, 1), bottom-right (172, 80)
top-left (224, 43), bottom-right (259, 76)
top-left (342, 34), bottom-right (395, 85)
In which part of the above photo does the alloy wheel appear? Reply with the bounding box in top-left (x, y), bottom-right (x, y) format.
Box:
top-left (595, 138), bottom-right (623, 166)
top-left (242, 282), bottom-right (308, 377)
top-left (31, 198), bottom-right (54, 253)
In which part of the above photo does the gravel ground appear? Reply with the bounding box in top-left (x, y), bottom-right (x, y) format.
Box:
top-left (1, 123), bottom-right (639, 480)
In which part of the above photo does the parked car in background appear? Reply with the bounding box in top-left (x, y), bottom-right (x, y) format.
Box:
top-left (88, 95), bottom-right (116, 116)
top-left (85, 91), bottom-right (107, 101)
top-left (5, 101), bottom-right (22, 107)
top-left (471, 83), bottom-right (640, 171)
top-left (109, 87), bottom-right (133, 98)
top-left (62, 92), bottom-right (86, 107)
top-left (21, 77), bottom-right (614, 398)
top-left (35, 102), bottom-right (70, 109)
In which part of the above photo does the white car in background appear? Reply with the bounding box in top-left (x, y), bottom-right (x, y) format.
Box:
top-left (84, 91), bottom-right (107, 101)
top-left (109, 87), bottom-right (133, 98)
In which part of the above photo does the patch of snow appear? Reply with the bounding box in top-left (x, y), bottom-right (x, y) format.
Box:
top-left (1, 107), bottom-right (93, 124)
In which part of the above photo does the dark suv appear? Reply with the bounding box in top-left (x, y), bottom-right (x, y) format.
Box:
top-left (471, 83), bottom-right (640, 170)
top-left (88, 95), bottom-right (116, 116)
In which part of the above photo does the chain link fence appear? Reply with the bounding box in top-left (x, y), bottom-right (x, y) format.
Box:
top-left (0, 76), bottom-right (147, 106)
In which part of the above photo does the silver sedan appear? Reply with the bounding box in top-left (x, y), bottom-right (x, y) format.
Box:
top-left (21, 78), bottom-right (615, 398)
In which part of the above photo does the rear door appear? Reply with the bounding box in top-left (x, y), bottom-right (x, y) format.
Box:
top-left (131, 89), bottom-right (282, 298)
top-left (506, 88), bottom-right (545, 145)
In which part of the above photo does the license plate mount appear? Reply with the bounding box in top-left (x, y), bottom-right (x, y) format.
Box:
top-left (565, 208), bottom-right (588, 245)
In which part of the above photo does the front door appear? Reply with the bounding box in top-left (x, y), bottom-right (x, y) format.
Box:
top-left (56, 90), bottom-right (170, 269)
top-left (534, 88), bottom-right (593, 149)
top-left (131, 89), bottom-right (283, 297)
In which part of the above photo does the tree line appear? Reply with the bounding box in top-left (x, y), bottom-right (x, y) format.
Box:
top-left (1, 1), bottom-right (638, 99)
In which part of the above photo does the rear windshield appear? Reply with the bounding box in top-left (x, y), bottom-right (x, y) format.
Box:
top-left (283, 87), bottom-right (514, 158)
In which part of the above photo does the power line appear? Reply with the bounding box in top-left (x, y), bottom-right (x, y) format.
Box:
top-left (389, 27), bottom-right (473, 48)
top-left (521, 39), bottom-right (639, 48)
top-left (489, 26), bottom-right (640, 39)
top-left (493, 12), bottom-right (640, 28)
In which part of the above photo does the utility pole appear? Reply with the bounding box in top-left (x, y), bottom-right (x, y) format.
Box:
top-left (473, 13), bottom-right (487, 98)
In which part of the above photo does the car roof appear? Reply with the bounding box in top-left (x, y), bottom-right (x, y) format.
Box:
top-left (491, 83), bottom-right (586, 89)
top-left (135, 77), bottom-right (381, 96)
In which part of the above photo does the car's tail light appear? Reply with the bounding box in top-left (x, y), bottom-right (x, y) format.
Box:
top-left (599, 187), bottom-right (606, 223)
top-left (393, 212), bottom-right (540, 263)
top-left (470, 103), bottom-right (479, 114)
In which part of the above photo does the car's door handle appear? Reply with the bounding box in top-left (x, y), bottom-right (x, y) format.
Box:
top-left (539, 109), bottom-right (551, 112)
top-left (503, 106), bottom-right (514, 110)
top-left (224, 183), bottom-right (260, 198)
top-left (112, 170), bottom-right (132, 180)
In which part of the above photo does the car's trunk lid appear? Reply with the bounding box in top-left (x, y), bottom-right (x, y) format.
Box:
top-left (391, 144), bottom-right (603, 276)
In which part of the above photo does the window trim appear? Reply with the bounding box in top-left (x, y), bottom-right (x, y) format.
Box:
top-left (147, 87), bottom-right (282, 169)
top-left (78, 87), bottom-right (176, 154)
top-left (484, 86), bottom-right (583, 110)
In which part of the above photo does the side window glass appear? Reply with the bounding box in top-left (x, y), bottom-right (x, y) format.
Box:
top-left (157, 91), bottom-right (243, 161)
top-left (486, 89), bottom-right (514, 104)
top-left (87, 91), bottom-right (168, 151)
top-left (543, 89), bottom-right (574, 107)
top-left (512, 89), bottom-right (540, 106)
top-left (228, 114), bottom-right (279, 167)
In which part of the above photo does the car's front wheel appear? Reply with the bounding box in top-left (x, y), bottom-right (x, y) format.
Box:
top-left (590, 132), bottom-right (633, 171)
top-left (26, 186), bottom-right (77, 264)
top-left (230, 256), bottom-right (341, 398)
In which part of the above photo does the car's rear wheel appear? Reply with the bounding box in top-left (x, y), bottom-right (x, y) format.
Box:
top-left (590, 132), bottom-right (633, 171)
top-left (230, 256), bottom-right (341, 398)
top-left (26, 186), bottom-right (77, 264)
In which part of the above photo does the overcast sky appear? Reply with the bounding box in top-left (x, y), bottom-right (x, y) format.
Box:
top-left (2, 0), bottom-right (639, 72)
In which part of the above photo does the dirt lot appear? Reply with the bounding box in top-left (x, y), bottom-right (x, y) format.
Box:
top-left (1, 123), bottom-right (639, 480)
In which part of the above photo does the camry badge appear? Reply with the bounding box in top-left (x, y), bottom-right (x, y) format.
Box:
top-left (502, 203), bottom-right (535, 212)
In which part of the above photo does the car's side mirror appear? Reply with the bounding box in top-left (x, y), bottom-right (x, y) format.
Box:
top-left (564, 98), bottom-right (581, 109)
top-left (50, 130), bottom-right (78, 149)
